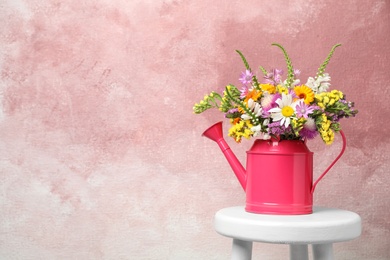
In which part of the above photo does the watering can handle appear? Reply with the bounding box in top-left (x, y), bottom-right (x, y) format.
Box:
top-left (311, 130), bottom-right (347, 194)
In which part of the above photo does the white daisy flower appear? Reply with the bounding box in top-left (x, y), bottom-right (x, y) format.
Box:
top-left (268, 93), bottom-right (297, 128)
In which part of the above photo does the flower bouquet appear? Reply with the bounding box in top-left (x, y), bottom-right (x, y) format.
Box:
top-left (193, 43), bottom-right (357, 144)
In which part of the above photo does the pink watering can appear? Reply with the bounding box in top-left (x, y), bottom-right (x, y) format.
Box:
top-left (203, 121), bottom-right (346, 215)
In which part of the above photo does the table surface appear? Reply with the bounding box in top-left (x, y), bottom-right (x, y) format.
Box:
top-left (214, 206), bottom-right (362, 244)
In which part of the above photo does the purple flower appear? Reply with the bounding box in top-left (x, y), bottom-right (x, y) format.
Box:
top-left (295, 100), bottom-right (315, 118)
top-left (268, 121), bottom-right (292, 136)
top-left (263, 68), bottom-right (283, 84)
top-left (239, 70), bottom-right (253, 85)
top-left (225, 108), bottom-right (239, 118)
top-left (294, 69), bottom-right (301, 77)
top-left (240, 85), bottom-right (249, 99)
top-left (299, 117), bottom-right (318, 139)
top-left (299, 127), bottom-right (318, 139)
top-left (332, 114), bottom-right (341, 122)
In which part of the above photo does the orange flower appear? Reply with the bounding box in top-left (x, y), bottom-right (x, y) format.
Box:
top-left (294, 85), bottom-right (314, 104)
top-left (244, 89), bottom-right (262, 103)
top-left (231, 118), bottom-right (241, 125)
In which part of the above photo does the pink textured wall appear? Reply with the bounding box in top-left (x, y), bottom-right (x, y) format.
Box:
top-left (1, 0), bottom-right (389, 259)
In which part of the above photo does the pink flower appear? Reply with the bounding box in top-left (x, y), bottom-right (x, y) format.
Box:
top-left (295, 100), bottom-right (315, 118)
top-left (263, 68), bottom-right (283, 84)
top-left (240, 85), bottom-right (249, 99)
top-left (239, 70), bottom-right (253, 85)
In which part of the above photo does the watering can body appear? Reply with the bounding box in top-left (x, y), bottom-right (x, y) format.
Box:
top-left (202, 121), bottom-right (346, 215)
top-left (245, 139), bottom-right (313, 214)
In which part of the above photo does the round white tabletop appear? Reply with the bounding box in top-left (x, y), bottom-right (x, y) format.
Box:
top-left (215, 206), bottom-right (362, 260)
top-left (215, 206), bottom-right (362, 244)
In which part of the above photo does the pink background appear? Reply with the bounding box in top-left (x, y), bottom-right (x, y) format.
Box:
top-left (1, 0), bottom-right (389, 259)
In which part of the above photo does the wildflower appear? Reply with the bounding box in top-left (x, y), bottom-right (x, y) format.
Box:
top-left (241, 98), bottom-right (262, 119)
top-left (263, 68), bottom-right (283, 85)
top-left (306, 73), bottom-right (331, 93)
top-left (260, 92), bottom-right (274, 108)
top-left (320, 129), bottom-right (334, 144)
top-left (193, 44), bottom-right (357, 145)
top-left (261, 92), bottom-right (280, 117)
top-left (315, 90), bottom-right (343, 109)
top-left (241, 98), bottom-right (263, 125)
top-left (228, 120), bottom-right (254, 143)
top-left (251, 118), bottom-right (270, 139)
top-left (251, 124), bottom-right (261, 136)
top-left (225, 108), bottom-right (240, 119)
top-left (193, 91), bottom-right (222, 114)
top-left (230, 117), bottom-right (241, 125)
top-left (244, 88), bottom-right (262, 103)
top-left (260, 83), bottom-right (276, 94)
top-left (295, 100), bottom-right (315, 118)
top-left (317, 114), bottom-right (334, 144)
top-left (299, 117), bottom-right (318, 139)
top-left (284, 78), bottom-right (301, 87)
top-left (268, 121), bottom-right (292, 136)
top-left (240, 85), bottom-right (249, 99)
top-left (294, 85), bottom-right (314, 104)
top-left (291, 118), bottom-right (306, 136)
top-left (239, 70), bottom-right (254, 85)
top-left (268, 93), bottom-right (297, 128)
top-left (330, 90), bottom-right (343, 99)
top-left (276, 85), bottom-right (289, 95)
top-left (320, 114), bottom-right (331, 130)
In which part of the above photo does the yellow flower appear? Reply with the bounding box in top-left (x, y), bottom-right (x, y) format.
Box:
top-left (260, 83), bottom-right (276, 94)
top-left (315, 90), bottom-right (343, 109)
top-left (321, 113), bottom-right (328, 122)
top-left (243, 127), bottom-right (253, 139)
top-left (331, 90), bottom-right (343, 99)
top-left (294, 85), bottom-right (314, 104)
top-left (291, 118), bottom-right (305, 135)
top-left (321, 121), bottom-right (331, 131)
top-left (228, 120), bottom-right (254, 143)
top-left (320, 129), bottom-right (334, 144)
top-left (277, 85), bottom-right (288, 95)
top-left (315, 93), bottom-right (328, 109)
top-left (318, 114), bottom-right (334, 144)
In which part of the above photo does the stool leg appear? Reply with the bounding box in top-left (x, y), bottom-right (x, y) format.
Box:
top-left (312, 243), bottom-right (334, 260)
top-left (289, 244), bottom-right (308, 260)
top-left (231, 239), bottom-right (252, 260)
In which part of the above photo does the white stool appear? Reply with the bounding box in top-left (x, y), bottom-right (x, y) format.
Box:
top-left (214, 206), bottom-right (361, 260)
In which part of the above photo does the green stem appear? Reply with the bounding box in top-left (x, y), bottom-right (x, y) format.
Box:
top-left (259, 66), bottom-right (268, 76)
top-left (236, 50), bottom-right (261, 90)
top-left (317, 44), bottom-right (341, 77)
top-left (225, 87), bottom-right (260, 125)
top-left (236, 50), bottom-right (250, 70)
top-left (272, 43), bottom-right (294, 87)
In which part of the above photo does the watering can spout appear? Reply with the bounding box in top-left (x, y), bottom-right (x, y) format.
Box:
top-left (202, 122), bottom-right (247, 190)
